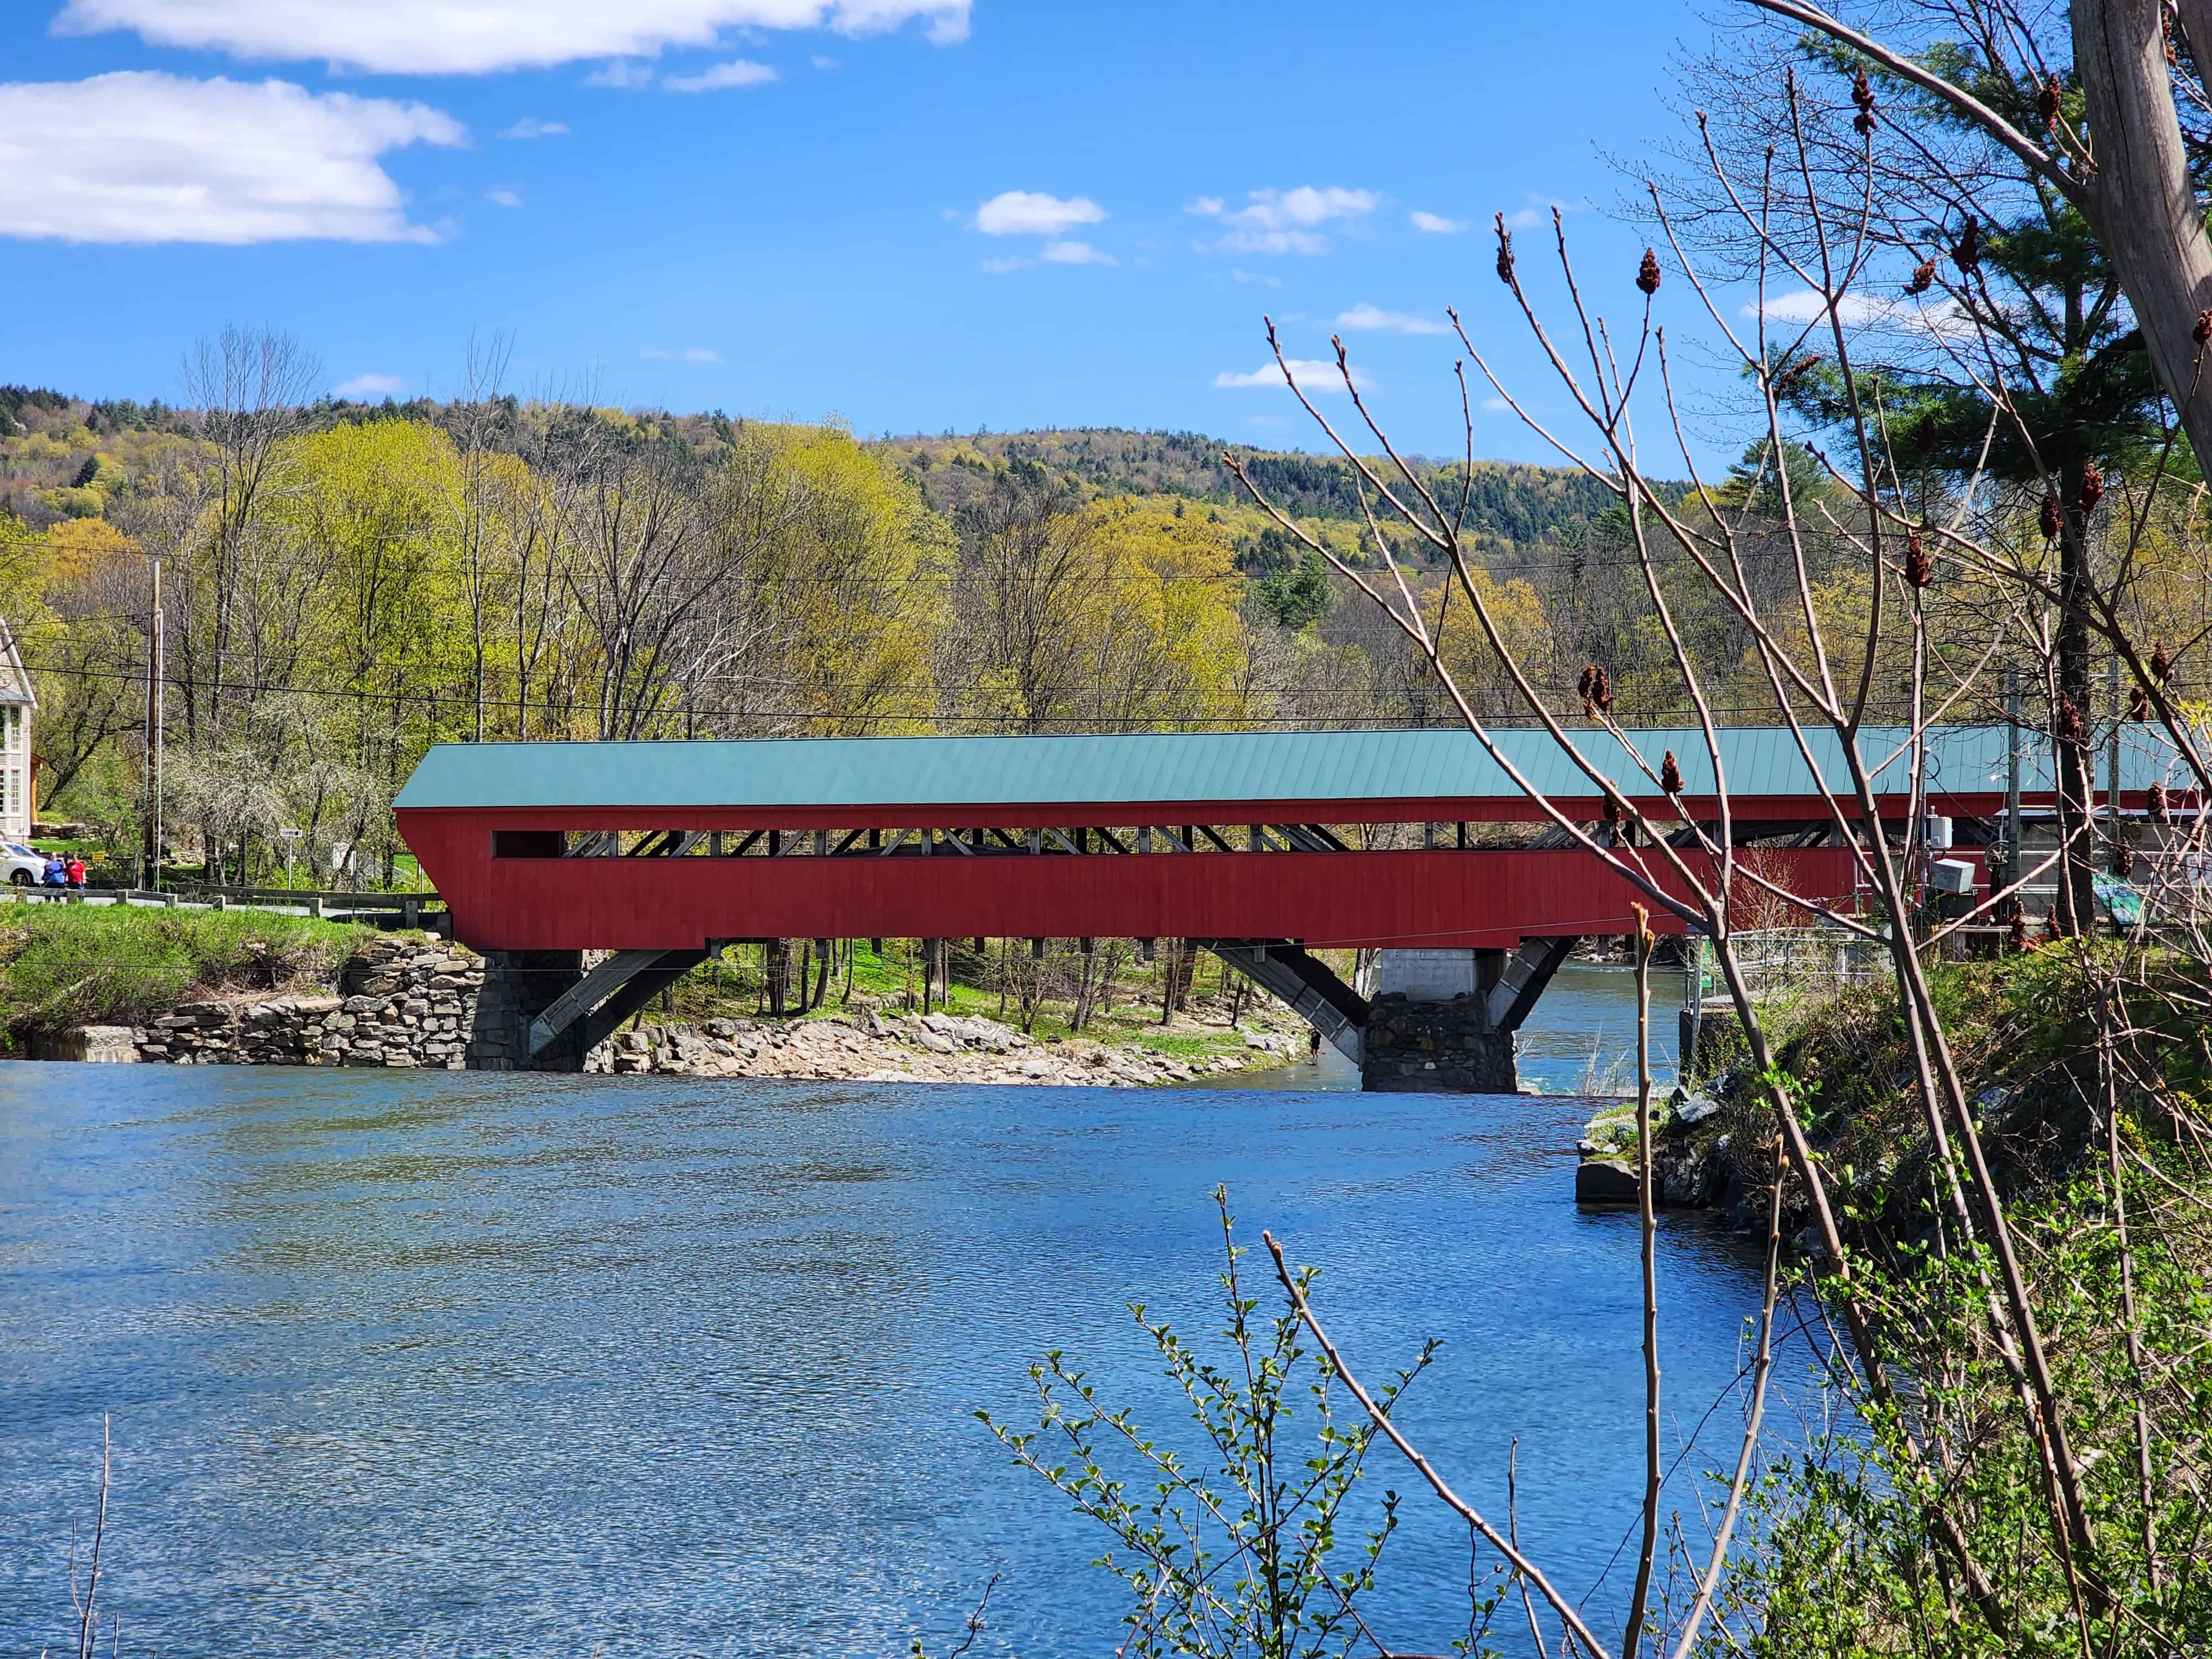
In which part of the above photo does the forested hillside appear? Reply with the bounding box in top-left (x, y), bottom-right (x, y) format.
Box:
top-left (0, 343), bottom-right (1808, 886)
top-left (881, 427), bottom-right (1631, 555)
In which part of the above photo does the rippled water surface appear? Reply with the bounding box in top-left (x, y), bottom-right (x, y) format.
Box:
top-left (2, 964), bottom-right (1777, 1658)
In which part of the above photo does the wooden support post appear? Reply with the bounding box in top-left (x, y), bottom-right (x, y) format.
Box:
top-left (815, 829), bottom-right (828, 857)
top-left (1249, 824), bottom-right (1263, 851)
top-left (1457, 821), bottom-right (1468, 849)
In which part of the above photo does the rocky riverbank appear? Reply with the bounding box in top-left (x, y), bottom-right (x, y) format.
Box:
top-left (35, 936), bottom-right (1304, 1087)
top-left (586, 1008), bottom-right (1295, 1086)
top-left (1573, 1086), bottom-right (1736, 1209)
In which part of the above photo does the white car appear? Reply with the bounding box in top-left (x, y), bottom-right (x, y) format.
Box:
top-left (2, 844), bottom-right (51, 886)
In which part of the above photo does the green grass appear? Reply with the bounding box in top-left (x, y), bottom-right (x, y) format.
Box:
top-left (0, 901), bottom-right (375, 1045)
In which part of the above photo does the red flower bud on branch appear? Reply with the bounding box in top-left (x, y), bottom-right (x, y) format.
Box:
top-left (2150, 782), bottom-right (2171, 824)
top-left (2036, 76), bottom-right (2061, 129)
top-left (1851, 67), bottom-right (1877, 134)
top-left (1913, 413), bottom-right (1936, 456)
top-left (1594, 666), bottom-right (1614, 713)
top-left (2130, 684), bottom-right (2152, 721)
top-left (1904, 530), bottom-right (1931, 588)
top-left (1494, 213), bottom-right (1515, 285)
top-left (1601, 794), bottom-right (1623, 828)
top-left (2076, 458), bottom-right (2105, 515)
top-left (2114, 841), bottom-right (2134, 878)
top-left (2008, 910), bottom-right (2029, 953)
top-left (1660, 750), bottom-right (1684, 795)
top-left (2192, 309), bottom-right (2211, 348)
top-left (2151, 638), bottom-right (2173, 682)
top-left (1952, 216), bottom-right (1980, 274)
top-left (2056, 693), bottom-right (2085, 747)
top-left (2039, 492), bottom-right (2062, 540)
top-left (1905, 258), bottom-right (1937, 296)
top-left (1637, 248), bottom-right (1662, 296)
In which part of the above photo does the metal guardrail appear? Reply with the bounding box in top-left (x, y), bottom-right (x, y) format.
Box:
top-left (3, 883), bottom-right (446, 928)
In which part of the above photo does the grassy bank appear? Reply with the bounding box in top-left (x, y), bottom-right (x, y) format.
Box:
top-left (1671, 945), bottom-right (2212, 1653)
top-left (0, 901), bottom-right (375, 1049)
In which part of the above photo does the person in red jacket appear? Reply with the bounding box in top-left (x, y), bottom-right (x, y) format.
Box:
top-left (64, 854), bottom-right (86, 889)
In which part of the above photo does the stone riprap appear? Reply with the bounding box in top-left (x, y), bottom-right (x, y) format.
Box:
top-left (587, 1008), bottom-right (1284, 1087)
top-left (44, 938), bottom-right (1296, 1086)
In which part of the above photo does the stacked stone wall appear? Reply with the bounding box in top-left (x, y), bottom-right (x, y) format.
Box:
top-left (1360, 992), bottom-right (1518, 1093)
top-left (73, 940), bottom-right (486, 1068)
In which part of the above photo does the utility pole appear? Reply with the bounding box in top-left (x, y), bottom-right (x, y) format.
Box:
top-left (144, 554), bottom-right (163, 893)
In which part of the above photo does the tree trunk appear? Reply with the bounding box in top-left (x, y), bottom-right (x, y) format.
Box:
top-left (2056, 489), bottom-right (2099, 933)
top-left (2077, 0), bottom-right (2212, 477)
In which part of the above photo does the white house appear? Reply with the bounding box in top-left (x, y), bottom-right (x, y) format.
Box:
top-left (0, 617), bottom-right (34, 842)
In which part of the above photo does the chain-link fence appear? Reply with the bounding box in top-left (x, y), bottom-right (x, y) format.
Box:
top-left (1686, 927), bottom-right (1887, 1011)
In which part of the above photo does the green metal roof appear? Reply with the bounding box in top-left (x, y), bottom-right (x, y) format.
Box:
top-left (393, 725), bottom-right (2188, 812)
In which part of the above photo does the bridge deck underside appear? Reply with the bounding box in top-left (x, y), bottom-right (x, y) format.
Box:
top-left (401, 808), bottom-right (1867, 954)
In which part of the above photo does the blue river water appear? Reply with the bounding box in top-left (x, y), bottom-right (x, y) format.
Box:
top-left (2, 965), bottom-right (1786, 1658)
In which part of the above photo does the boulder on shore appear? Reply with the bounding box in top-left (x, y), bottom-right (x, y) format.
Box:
top-left (1575, 1158), bottom-right (1641, 1204)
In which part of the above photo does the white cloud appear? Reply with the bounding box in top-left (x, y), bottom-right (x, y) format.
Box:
top-left (0, 72), bottom-right (465, 245)
top-left (978, 255), bottom-right (1031, 273)
top-left (1337, 301), bottom-right (1447, 336)
top-left (585, 59), bottom-right (654, 87)
top-left (974, 189), bottom-right (1105, 237)
top-left (1409, 210), bottom-right (1464, 234)
top-left (811, 54), bottom-right (839, 67)
top-left (500, 117), bottom-right (567, 138)
top-left (683, 346), bottom-right (722, 361)
top-left (1230, 267), bottom-right (1282, 288)
top-left (53, 0), bottom-right (973, 74)
top-left (1749, 289), bottom-right (1890, 327)
top-left (1214, 359), bottom-right (1368, 394)
top-left (1501, 196), bottom-right (1576, 231)
top-left (1190, 185), bottom-right (1376, 255)
top-left (1481, 397), bottom-right (1510, 412)
top-left (487, 188), bottom-right (523, 207)
top-left (335, 372), bottom-right (405, 397)
top-left (1745, 287), bottom-right (1973, 340)
top-left (1041, 238), bottom-right (1113, 265)
top-left (664, 59), bottom-right (778, 91)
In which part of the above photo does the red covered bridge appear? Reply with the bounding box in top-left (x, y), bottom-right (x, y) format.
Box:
top-left (392, 725), bottom-right (2169, 1083)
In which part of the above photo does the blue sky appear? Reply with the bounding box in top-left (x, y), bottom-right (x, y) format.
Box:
top-left (0, 1), bottom-right (1728, 461)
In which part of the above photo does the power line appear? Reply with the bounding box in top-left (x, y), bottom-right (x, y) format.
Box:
top-left (8, 651), bottom-right (2085, 728)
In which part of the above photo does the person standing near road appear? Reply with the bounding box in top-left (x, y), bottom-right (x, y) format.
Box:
top-left (40, 852), bottom-right (66, 888)
top-left (65, 854), bottom-right (86, 889)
